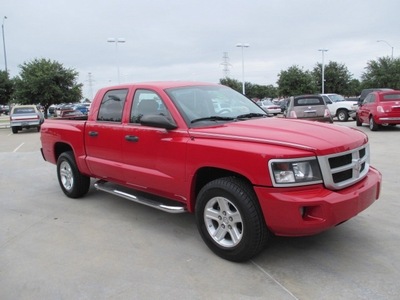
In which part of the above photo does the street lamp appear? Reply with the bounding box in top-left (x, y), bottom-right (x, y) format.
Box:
top-left (107, 38), bottom-right (126, 83)
top-left (2, 16), bottom-right (7, 73)
top-left (377, 40), bottom-right (394, 60)
top-left (318, 49), bottom-right (328, 94)
top-left (236, 43), bottom-right (249, 95)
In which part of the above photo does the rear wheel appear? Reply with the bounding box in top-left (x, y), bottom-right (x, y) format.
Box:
top-left (195, 177), bottom-right (269, 262)
top-left (57, 151), bottom-right (90, 198)
top-left (356, 114), bottom-right (362, 126)
top-left (11, 127), bottom-right (18, 134)
top-left (337, 109), bottom-right (349, 122)
top-left (369, 116), bottom-right (379, 131)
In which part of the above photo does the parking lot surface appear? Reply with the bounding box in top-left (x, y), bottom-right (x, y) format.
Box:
top-left (0, 120), bottom-right (399, 299)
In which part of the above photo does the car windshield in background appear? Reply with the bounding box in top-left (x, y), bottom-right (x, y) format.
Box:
top-left (166, 85), bottom-right (267, 126)
top-left (13, 108), bottom-right (36, 114)
top-left (329, 94), bottom-right (345, 101)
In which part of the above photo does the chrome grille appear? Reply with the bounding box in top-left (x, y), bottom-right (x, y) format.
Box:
top-left (317, 144), bottom-right (370, 190)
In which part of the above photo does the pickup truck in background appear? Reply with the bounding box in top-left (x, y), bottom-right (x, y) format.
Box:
top-left (40, 82), bottom-right (382, 261)
top-left (320, 93), bottom-right (358, 122)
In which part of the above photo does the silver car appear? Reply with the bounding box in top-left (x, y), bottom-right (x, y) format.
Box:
top-left (10, 105), bottom-right (44, 134)
top-left (285, 95), bottom-right (333, 123)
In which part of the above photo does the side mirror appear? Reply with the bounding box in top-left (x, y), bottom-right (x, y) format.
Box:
top-left (140, 114), bottom-right (177, 130)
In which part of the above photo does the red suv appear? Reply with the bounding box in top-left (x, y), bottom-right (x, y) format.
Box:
top-left (356, 90), bottom-right (400, 131)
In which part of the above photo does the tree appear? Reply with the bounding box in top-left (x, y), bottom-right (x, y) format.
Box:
top-left (220, 77), bottom-right (242, 93)
top-left (13, 58), bottom-right (82, 116)
top-left (312, 61), bottom-right (353, 95)
top-left (0, 70), bottom-right (14, 105)
top-left (361, 57), bottom-right (400, 90)
top-left (277, 65), bottom-right (317, 96)
top-left (220, 77), bottom-right (278, 99)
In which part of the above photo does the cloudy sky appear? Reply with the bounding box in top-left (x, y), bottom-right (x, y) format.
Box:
top-left (2, 0), bottom-right (398, 98)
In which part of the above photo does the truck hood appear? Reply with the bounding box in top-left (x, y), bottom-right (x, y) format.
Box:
top-left (189, 118), bottom-right (368, 155)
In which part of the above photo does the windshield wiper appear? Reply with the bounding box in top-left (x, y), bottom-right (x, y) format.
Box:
top-left (191, 116), bottom-right (235, 124)
top-left (236, 113), bottom-right (267, 119)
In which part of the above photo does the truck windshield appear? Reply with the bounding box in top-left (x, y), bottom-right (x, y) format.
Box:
top-left (329, 94), bottom-right (345, 102)
top-left (166, 85), bottom-right (267, 126)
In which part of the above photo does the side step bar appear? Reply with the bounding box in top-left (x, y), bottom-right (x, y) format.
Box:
top-left (94, 180), bottom-right (187, 214)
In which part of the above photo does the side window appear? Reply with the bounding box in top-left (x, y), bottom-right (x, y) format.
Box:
top-left (363, 94), bottom-right (372, 104)
top-left (130, 89), bottom-right (172, 123)
top-left (97, 89), bottom-right (128, 122)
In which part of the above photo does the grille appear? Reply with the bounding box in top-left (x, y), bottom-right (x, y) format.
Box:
top-left (318, 144), bottom-right (370, 190)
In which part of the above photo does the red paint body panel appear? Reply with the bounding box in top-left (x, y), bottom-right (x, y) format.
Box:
top-left (40, 82), bottom-right (382, 237)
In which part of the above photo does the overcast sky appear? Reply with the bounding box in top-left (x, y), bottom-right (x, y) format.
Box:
top-left (2, 0), bottom-right (399, 99)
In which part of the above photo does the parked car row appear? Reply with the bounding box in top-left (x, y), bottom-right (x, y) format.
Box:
top-left (48, 103), bottom-right (90, 117)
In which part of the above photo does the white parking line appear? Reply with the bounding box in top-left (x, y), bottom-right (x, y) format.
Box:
top-left (13, 143), bottom-right (25, 152)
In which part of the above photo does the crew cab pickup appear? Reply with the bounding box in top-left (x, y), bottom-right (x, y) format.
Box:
top-left (40, 82), bottom-right (382, 261)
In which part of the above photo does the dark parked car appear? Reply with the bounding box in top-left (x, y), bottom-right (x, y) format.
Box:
top-left (285, 95), bottom-right (333, 123)
top-left (356, 90), bottom-right (400, 131)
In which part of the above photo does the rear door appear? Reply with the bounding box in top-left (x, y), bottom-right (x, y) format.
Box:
top-left (85, 88), bottom-right (128, 183)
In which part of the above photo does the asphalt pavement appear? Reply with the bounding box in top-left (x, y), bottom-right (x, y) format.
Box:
top-left (0, 118), bottom-right (399, 300)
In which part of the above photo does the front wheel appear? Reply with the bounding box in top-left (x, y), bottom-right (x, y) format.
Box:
top-left (337, 109), bottom-right (349, 122)
top-left (57, 151), bottom-right (90, 198)
top-left (195, 177), bottom-right (269, 262)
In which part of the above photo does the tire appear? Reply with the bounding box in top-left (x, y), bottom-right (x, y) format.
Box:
top-left (356, 114), bottom-right (362, 126)
top-left (195, 177), bottom-right (269, 262)
top-left (57, 151), bottom-right (90, 198)
top-left (337, 109), bottom-right (349, 122)
top-left (369, 116), bottom-right (379, 131)
top-left (11, 127), bottom-right (18, 134)
top-left (37, 126), bottom-right (41, 132)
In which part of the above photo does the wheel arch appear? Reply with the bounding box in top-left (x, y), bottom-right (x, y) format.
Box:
top-left (188, 167), bottom-right (252, 212)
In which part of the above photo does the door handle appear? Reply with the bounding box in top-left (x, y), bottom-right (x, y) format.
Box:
top-left (125, 135), bottom-right (139, 142)
top-left (88, 131), bottom-right (98, 137)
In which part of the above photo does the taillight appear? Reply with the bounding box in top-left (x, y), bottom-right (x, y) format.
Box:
top-left (377, 106), bottom-right (384, 113)
top-left (324, 109), bottom-right (331, 118)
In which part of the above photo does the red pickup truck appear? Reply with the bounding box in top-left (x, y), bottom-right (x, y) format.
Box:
top-left (40, 82), bottom-right (382, 261)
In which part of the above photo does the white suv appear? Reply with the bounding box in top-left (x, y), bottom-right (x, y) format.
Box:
top-left (320, 93), bottom-right (357, 122)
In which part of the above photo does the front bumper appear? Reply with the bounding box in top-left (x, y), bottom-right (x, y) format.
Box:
top-left (255, 167), bottom-right (382, 236)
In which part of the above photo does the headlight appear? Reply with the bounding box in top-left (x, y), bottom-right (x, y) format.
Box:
top-left (269, 158), bottom-right (323, 187)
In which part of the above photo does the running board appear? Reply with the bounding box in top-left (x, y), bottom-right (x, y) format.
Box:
top-left (94, 180), bottom-right (187, 214)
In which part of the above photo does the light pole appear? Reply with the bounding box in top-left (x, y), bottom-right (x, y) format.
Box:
top-left (107, 38), bottom-right (126, 83)
top-left (2, 16), bottom-right (7, 73)
top-left (318, 49), bottom-right (328, 94)
top-left (377, 40), bottom-right (394, 59)
top-left (236, 43), bottom-right (249, 95)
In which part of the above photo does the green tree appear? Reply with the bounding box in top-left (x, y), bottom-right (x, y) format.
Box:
top-left (220, 77), bottom-right (278, 99)
top-left (361, 57), bottom-right (400, 90)
top-left (13, 58), bottom-right (82, 116)
top-left (0, 70), bottom-right (14, 105)
top-left (277, 65), bottom-right (317, 96)
top-left (312, 61), bottom-right (353, 95)
top-left (219, 77), bottom-right (242, 93)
